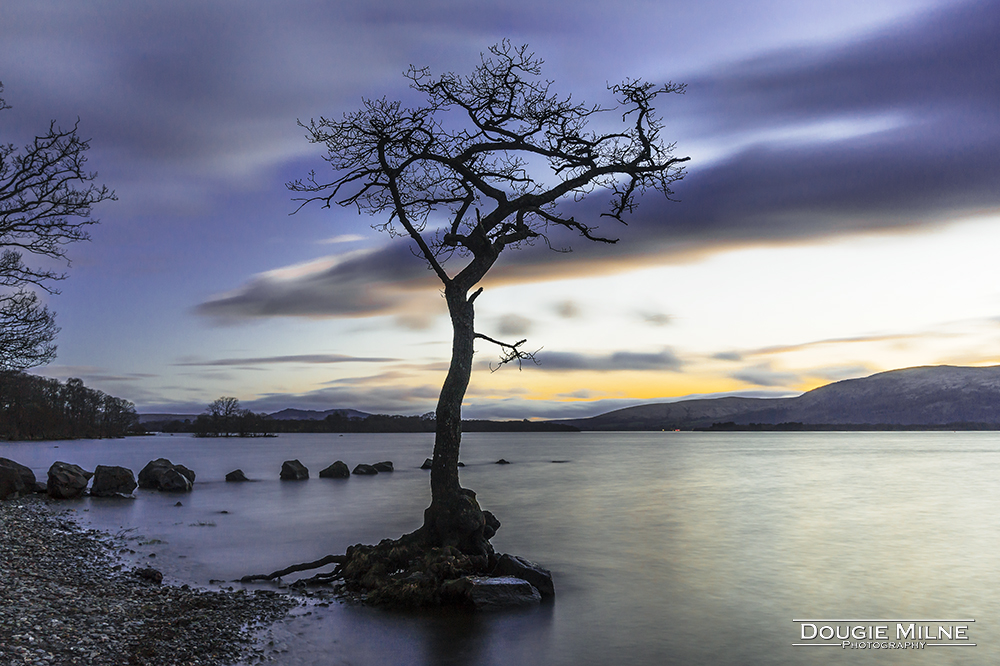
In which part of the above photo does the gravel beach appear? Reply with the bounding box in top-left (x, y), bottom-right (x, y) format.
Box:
top-left (0, 496), bottom-right (295, 666)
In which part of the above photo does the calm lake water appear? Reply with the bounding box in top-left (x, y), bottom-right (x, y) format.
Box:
top-left (3, 431), bottom-right (999, 665)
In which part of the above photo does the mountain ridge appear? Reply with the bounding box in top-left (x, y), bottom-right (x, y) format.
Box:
top-left (558, 365), bottom-right (1000, 430)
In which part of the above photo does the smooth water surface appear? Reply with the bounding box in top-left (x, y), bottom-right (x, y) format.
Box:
top-left (3, 431), bottom-right (999, 665)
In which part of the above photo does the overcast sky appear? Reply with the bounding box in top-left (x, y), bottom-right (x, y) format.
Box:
top-left (2, 0), bottom-right (998, 418)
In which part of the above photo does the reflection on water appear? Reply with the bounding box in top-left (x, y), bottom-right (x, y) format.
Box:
top-left (3, 431), bottom-right (998, 665)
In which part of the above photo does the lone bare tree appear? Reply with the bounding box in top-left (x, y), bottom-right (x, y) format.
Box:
top-left (266, 42), bottom-right (687, 601)
top-left (0, 83), bottom-right (115, 370)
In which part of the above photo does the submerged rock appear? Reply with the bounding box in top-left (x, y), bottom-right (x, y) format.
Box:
top-left (318, 461), bottom-right (350, 478)
top-left (421, 458), bottom-right (433, 470)
top-left (280, 460), bottom-right (309, 481)
top-left (372, 461), bottom-right (394, 473)
top-left (441, 575), bottom-right (541, 610)
top-left (493, 553), bottom-right (554, 598)
top-left (352, 464), bottom-right (378, 475)
top-left (47, 462), bottom-right (93, 499)
top-left (495, 459), bottom-right (511, 465)
top-left (138, 459), bottom-right (196, 492)
top-left (225, 469), bottom-right (249, 482)
top-left (91, 465), bottom-right (137, 497)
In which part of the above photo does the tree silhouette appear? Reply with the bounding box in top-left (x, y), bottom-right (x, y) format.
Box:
top-left (272, 42), bottom-right (688, 601)
top-left (0, 84), bottom-right (115, 370)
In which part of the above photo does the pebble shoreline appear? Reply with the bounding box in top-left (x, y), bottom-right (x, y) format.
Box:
top-left (0, 496), bottom-right (296, 666)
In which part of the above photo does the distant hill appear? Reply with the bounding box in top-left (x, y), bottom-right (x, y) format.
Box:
top-left (558, 365), bottom-right (1000, 430)
top-left (139, 408), bottom-right (371, 424)
top-left (267, 408), bottom-right (371, 421)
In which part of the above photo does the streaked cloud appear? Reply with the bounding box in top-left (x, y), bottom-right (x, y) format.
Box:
top-left (533, 348), bottom-right (684, 372)
top-left (317, 234), bottom-right (366, 245)
top-left (731, 364), bottom-right (801, 387)
top-left (174, 354), bottom-right (397, 367)
top-left (191, 0), bottom-right (1000, 323)
top-left (195, 243), bottom-right (437, 320)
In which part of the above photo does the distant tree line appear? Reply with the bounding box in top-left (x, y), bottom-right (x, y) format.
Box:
top-left (150, 407), bottom-right (578, 435)
top-left (0, 370), bottom-right (138, 440)
top-left (191, 397), bottom-right (274, 437)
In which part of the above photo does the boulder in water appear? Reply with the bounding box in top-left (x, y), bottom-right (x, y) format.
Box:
top-left (91, 465), bottom-right (137, 497)
top-left (319, 461), bottom-right (350, 479)
top-left (47, 462), bottom-right (93, 499)
top-left (0, 466), bottom-right (25, 500)
top-left (0, 458), bottom-right (36, 490)
top-left (138, 459), bottom-right (195, 492)
top-left (225, 469), bottom-right (249, 482)
top-left (352, 464), bottom-right (378, 475)
top-left (280, 459), bottom-right (309, 480)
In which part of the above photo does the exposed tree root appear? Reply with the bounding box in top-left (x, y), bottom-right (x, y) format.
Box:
top-left (239, 554), bottom-right (345, 583)
top-left (241, 499), bottom-right (504, 609)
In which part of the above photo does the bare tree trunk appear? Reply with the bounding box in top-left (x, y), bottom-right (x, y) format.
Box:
top-left (420, 283), bottom-right (493, 558)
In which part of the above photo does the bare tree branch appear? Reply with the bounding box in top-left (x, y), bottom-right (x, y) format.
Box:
top-left (0, 82), bottom-right (115, 370)
top-left (474, 332), bottom-right (541, 371)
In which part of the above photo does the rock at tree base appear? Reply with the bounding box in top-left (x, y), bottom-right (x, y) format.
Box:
top-left (47, 462), bottom-right (93, 499)
top-left (352, 464), bottom-right (378, 475)
top-left (372, 461), bottom-right (394, 472)
top-left (225, 469), bottom-right (249, 482)
top-left (319, 461), bottom-right (350, 478)
top-left (280, 460), bottom-right (309, 480)
top-left (420, 458), bottom-right (433, 470)
top-left (138, 459), bottom-right (196, 492)
top-left (441, 576), bottom-right (541, 610)
top-left (0, 466), bottom-right (25, 500)
top-left (91, 465), bottom-right (137, 497)
top-left (493, 553), bottom-right (554, 598)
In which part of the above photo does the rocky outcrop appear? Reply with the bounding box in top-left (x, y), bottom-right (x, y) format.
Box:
top-left (47, 462), bottom-right (93, 499)
top-left (352, 464), bottom-right (378, 475)
top-left (225, 469), bottom-right (249, 482)
top-left (318, 461), bottom-right (350, 478)
top-left (138, 459), bottom-right (196, 492)
top-left (493, 553), bottom-right (554, 598)
top-left (280, 460), bottom-right (308, 480)
top-left (372, 461), bottom-right (394, 473)
top-left (91, 465), bottom-right (137, 498)
top-left (441, 576), bottom-right (541, 610)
